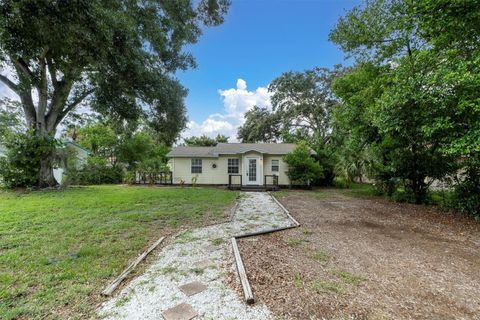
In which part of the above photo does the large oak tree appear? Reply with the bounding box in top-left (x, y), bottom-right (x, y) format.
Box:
top-left (0, 0), bottom-right (229, 187)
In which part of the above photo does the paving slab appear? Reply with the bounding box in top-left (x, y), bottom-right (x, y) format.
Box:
top-left (161, 303), bottom-right (197, 320)
top-left (179, 281), bottom-right (207, 296)
top-left (195, 259), bottom-right (213, 269)
top-left (203, 244), bottom-right (219, 253)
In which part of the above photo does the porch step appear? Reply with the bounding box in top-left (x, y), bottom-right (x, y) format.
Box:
top-left (241, 185), bottom-right (266, 192)
top-left (240, 185), bottom-right (280, 192)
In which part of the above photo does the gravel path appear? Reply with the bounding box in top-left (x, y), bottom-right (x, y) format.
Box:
top-left (98, 192), bottom-right (293, 320)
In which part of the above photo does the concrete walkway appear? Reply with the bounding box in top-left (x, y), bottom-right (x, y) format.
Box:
top-left (98, 192), bottom-right (294, 320)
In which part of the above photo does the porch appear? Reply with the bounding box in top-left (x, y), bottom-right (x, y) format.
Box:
top-left (228, 174), bottom-right (279, 191)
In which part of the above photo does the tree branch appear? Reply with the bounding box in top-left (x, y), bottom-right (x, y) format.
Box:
top-left (37, 57), bottom-right (48, 124)
top-left (46, 56), bottom-right (58, 89)
top-left (0, 74), bottom-right (19, 93)
top-left (64, 88), bottom-right (95, 114)
top-left (18, 91), bottom-right (37, 128)
top-left (50, 88), bottom-right (95, 130)
top-left (12, 57), bottom-right (34, 79)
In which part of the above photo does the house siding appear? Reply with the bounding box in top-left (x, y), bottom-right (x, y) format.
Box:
top-left (263, 155), bottom-right (290, 185)
top-left (170, 155), bottom-right (243, 185)
top-left (169, 153), bottom-right (290, 186)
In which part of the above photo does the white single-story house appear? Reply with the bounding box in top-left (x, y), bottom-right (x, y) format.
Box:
top-left (167, 143), bottom-right (312, 187)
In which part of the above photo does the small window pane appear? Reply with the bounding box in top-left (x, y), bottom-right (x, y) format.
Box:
top-left (191, 159), bottom-right (202, 173)
top-left (228, 158), bottom-right (239, 174)
top-left (271, 160), bottom-right (279, 172)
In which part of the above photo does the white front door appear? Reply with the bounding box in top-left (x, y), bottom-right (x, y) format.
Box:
top-left (245, 157), bottom-right (260, 185)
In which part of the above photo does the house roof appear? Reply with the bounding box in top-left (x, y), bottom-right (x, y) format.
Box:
top-left (167, 143), bottom-right (314, 158)
top-left (167, 146), bottom-right (217, 158)
top-left (62, 140), bottom-right (91, 154)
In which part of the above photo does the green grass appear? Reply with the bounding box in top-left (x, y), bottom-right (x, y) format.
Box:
top-left (275, 189), bottom-right (329, 199)
top-left (189, 267), bottom-right (204, 275)
top-left (334, 181), bottom-right (378, 198)
top-left (0, 185), bottom-right (237, 319)
top-left (210, 238), bottom-right (224, 246)
top-left (274, 183), bottom-right (377, 200)
top-left (311, 249), bottom-right (330, 264)
top-left (160, 266), bottom-right (179, 275)
top-left (335, 271), bottom-right (366, 286)
top-left (310, 279), bottom-right (346, 295)
top-left (293, 272), bottom-right (303, 288)
top-left (174, 230), bottom-right (202, 244)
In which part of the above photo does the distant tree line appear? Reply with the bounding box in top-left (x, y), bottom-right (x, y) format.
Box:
top-left (184, 134), bottom-right (229, 146)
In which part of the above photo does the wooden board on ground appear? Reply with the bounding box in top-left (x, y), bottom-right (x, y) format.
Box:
top-left (231, 237), bottom-right (255, 304)
top-left (102, 236), bottom-right (165, 296)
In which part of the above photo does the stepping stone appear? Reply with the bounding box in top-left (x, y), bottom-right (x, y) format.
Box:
top-left (179, 281), bottom-right (207, 296)
top-left (161, 303), bottom-right (198, 320)
top-left (195, 259), bottom-right (213, 269)
top-left (204, 245), bottom-right (219, 253)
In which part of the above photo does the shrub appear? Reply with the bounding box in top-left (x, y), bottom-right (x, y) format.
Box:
top-left (0, 131), bottom-right (57, 189)
top-left (283, 141), bottom-right (322, 186)
top-left (66, 156), bottom-right (124, 185)
top-left (448, 163), bottom-right (480, 220)
top-left (312, 147), bottom-right (335, 186)
top-left (123, 171), bottom-right (136, 185)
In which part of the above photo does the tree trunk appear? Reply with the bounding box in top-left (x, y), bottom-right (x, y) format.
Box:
top-left (37, 126), bottom-right (58, 188)
top-left (39, 154), bottom-right (57, 188)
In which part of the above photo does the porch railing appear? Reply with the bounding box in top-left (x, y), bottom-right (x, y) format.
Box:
top-left (264, 174), bottom-right (279, 191)
top-left (228, 174), bottom-right (242, 190)
top-left (135, 171), bottom-right (173, 185)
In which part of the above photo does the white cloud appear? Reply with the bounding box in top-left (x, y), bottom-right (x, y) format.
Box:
top-left (182, 78), bottom-right (272, 142)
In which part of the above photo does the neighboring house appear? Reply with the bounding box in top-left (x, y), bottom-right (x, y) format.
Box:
top-left (167, 143), bottom-right (312, 187)
top-left (0, 140), bottom-right (89, 184)
top-left (53, 141), bottom-right (90, 183)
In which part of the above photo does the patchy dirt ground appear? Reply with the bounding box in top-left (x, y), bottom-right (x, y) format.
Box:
top-left (237, 189), bottom-right (480, 320)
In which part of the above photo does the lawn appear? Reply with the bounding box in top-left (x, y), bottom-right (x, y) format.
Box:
top-left (0, 185), bottom-right (237, 319)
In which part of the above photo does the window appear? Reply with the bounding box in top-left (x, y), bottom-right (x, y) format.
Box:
top-left (191, 159), bottom-right (202, 173)
top-left (228, 158), bottom-right (239, 174)
top-left (271, 159), bottom-right (279, 172)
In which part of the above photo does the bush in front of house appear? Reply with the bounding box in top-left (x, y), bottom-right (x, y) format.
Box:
top-left (283, 141), bottom-right (322, 186)
top-left (65, 156), bottom-right (124, 185)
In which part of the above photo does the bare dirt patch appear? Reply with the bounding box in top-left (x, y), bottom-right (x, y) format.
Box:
top-left (237, 190), bottom-right (480, 319)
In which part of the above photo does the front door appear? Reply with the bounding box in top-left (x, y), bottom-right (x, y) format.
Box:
top-left (246, 158), bottom-right (259, 185)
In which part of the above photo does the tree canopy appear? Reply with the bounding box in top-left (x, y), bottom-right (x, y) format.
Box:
top-left (269, 67), bottom-right (343, 148)
top-left (237, 106), bottom-right (281, 143)
top-left (330, 0), bottom-right (480, 204)
top-left (0, 0), bottom-right (229, 186)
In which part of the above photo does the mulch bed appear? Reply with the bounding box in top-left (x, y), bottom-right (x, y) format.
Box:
top-left (235, 190), bottom-right (480, 319)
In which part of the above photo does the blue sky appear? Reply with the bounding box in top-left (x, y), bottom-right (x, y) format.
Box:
top-left (178, 0), bottom-right (359, 140)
